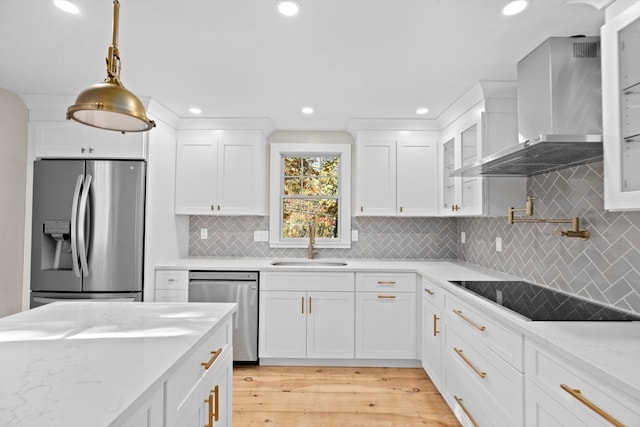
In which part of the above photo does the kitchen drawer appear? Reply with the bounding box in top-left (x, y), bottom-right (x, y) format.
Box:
top-left (156, 270), bottom-right (188, 290)
top-left (155, 289), bottom-right (188, 302)
top-left (445, 292), bottom-right (523, 371)
top-left (165, 317), bottom-right (232, 426)
top-left (261, 271), bottom-right (354, 292)
top-left (421, 277), bottom-right (444, 308)
top-left (356, 272), bottom-right (416, 292)
top-left (525, 339), bottom-right (640, 427)
top-left (445, 322), bottom-right (523, 427)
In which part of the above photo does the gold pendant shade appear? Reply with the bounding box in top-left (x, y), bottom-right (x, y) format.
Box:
top-left (67, 0), bottom-right (155, 133)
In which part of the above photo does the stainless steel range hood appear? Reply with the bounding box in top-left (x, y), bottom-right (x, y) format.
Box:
top-left (452, 37), bottom-right (603, 177)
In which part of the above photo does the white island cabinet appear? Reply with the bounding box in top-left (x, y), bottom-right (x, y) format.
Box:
top-left (0, 301), bottom-right (236, 427)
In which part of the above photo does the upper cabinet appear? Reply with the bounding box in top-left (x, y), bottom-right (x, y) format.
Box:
top-left (438, 81), bottom-right (526, 216)
top-left (603, 3), bottom-right (640, 211)
top-left (33, 121), bottom-right (146, 159)
top-left (355, 130), bottom-right (439, 216)
top-left (175, 129), bottom-right (267, 215)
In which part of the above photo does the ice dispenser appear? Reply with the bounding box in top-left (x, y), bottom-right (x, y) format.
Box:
top-left (42, 220), bottom-right (72, 270)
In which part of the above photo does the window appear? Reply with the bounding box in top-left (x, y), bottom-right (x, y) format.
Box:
top-left (270, 143), bottom-right (351, 248)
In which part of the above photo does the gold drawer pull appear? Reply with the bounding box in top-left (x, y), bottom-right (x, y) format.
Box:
top-left (377, 295), bottom-right (397, 299)
top-left (203, 385), bottom-right (220, 427)
top-left (377, 281), bottom-right (397, 285)
top-left (424, 288), bottom-right (435, 295)
top-left (453, 309), bottom-right (486, 331)
top-left (309, 296), bottom-right (312, 314)
top-left (201, 348), bottom-right (223, 370)
top-left (301, 296), bottom-right (305, 314)
top-left (454, 396), bottom-right (479, 427)
top-left (454, 347), bottom-right (487, 379)
top-left (433, 314), bottom-right (440, 336)
top-left (560, 384), bottom-right (625, 427)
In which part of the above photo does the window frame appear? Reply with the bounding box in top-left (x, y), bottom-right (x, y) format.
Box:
top-left (269, 143), bottom-right (351, 248)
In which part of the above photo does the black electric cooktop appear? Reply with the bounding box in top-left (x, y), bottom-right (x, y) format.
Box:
top-left (448, 280), bottom-right (640, 321)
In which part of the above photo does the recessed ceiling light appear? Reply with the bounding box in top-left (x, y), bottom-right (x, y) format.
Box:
top-left (278, 0), bottom-right (300, 16)
top-left (302, 106), bottom-right (314, 115)
top-left (503, 0), bottom-right (528, 16)
top-left (416, 107), bottom-right (429, 115)
top-left (188, 107), bottom-right (202, 114)
top-left (53, 0), bottom-right (79, 14)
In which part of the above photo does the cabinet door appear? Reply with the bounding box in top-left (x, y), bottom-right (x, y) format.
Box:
top-left (355, 136), bottom-right (397, 216)
top-left (306, 291), bottom-right (355, 358)
top-left (525, 380), bottom-right (584, 427)
top-left (175, 130), bottom-right (218, 214)
top-left (355, 292), bottom-right (416, 359)
top-left (397, 134), bottom-right (438, 216)
top-left (259, 291), bottom-right (307, 358)
top-left (217, 130), bottom-right (266, 215)
top-left (422, 298), bottom-right (443, 389)
top-left (459, 123), bottom-right (483, 215)
top-left (34, 121), bottom-right (145, 159)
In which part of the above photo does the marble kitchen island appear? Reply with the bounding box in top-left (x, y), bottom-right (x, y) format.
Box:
top-left (0, 301), bottom-right (237, 427)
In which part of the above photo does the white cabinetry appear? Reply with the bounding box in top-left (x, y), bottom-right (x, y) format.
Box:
top-left (355, 131), bottom-right (438, 216)
top-left (165, 315), bottom-right (233, 427)
top-left (525, 339), bottom-right (639, 427)
top-left (175, 129), bottom-right (267, 215)
top-left (355, 272), bottom-right (417, 359)
top-left (439, 81), bottom-right (526, 216)
top-left (154, 269), bottom-right (188, 302)
top-left (443, 292), bottom-right (524, 427)
top-left (259, 272), bottom-right (355, 359)
top-left (603, 3), bottom-right (640, 210)
top-left (421, 278), bottom-right (444, 390)
top-left (118, 386), bottom-right (164, 427)
top-left (33, 121), bottom-right (146, 159)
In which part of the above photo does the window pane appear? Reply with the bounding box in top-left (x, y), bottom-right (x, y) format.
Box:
top-left (303, 157), bottom-right (320, 176)
top-left (302, 177), bottom-right (320, 195)
top-left (282, 198), bottom-right (338, 238)
top-left (320, 176), bottom-right (338, 196)
top-left (284, 177), bottom-right (301, 195)
top-left (284, 157), bottom-right (302, 177)
top-left (321, 157), bottom-right (338, 178)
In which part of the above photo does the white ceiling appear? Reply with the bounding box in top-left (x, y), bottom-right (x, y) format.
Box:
top-left (0, 0), bottom-right (605, 130)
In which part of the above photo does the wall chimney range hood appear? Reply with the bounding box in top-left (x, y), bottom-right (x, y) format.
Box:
top-left (452, 37), bottom-right (603, 177)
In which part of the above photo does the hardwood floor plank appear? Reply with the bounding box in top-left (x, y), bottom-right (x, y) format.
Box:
top-left (233, 366), bottom-right (461, 427)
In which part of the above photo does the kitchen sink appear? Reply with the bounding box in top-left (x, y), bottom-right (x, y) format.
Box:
top-left (271, 260), bottom-right (348, 267)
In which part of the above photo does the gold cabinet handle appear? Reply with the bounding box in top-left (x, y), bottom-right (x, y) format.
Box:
top-left (377, 281), bottom-right (397, 285)
top-left (217, 205), bottom-right (221, 211)
top-left (203, 385), bottom-right (220, 427)
top-left (424, 288), bottom-right (435, 295)
top-left (301, 296), bottom-right (305, 314)
top-left (560, 384), bottom-right (624, 427)
top-left (400, 206), bottom-right (403, 213)
top-left (454, 347), bottom-right (487, 379)
top-left (433, 314), bottom-right (440, 336)
top-left (453, 309), bottom-right (486, 331)
top-left (201, 348), bottom-right (223, 370)
top-left (377, 295), bottom-right (397, 299)
top-left (454, 396), bottom-right (479, 427)
top-left (309, 296), bottom-right (312, 314)
top-left (360, 206), bottom-right (363, 212)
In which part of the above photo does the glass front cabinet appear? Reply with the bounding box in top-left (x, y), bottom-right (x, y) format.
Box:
top-left (603, 3), bottom-right (640, 210)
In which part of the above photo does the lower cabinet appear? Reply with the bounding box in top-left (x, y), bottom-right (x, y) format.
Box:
top-left (524, 339), bottom-right (639, 427)
top-left (355, 272), bottom-right (417, 359)
top-left (421, 278), bottom-right (444, 390)
top-left (154, 269), bottom-right (188, 302)
top-left (119, 386), bottom-right (164, 427)
top-left (259, 272), bottom-right (355, 359)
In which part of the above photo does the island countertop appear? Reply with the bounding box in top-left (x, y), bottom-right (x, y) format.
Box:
top-left (0, 301), bottom-right (237, 427)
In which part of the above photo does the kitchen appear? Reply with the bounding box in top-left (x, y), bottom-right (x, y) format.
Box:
top-left (1, 0), bottom-right (639, 426)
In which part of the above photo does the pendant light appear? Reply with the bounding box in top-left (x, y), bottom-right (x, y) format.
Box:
top-left (67, 0), bottom-right (155, 133)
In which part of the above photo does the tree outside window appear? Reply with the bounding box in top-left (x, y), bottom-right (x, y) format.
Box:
top-left (282, 156), bottom-right (339, 239)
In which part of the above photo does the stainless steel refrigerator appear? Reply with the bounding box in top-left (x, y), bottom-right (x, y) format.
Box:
top-left (30, 159), bottom-right (145, 307)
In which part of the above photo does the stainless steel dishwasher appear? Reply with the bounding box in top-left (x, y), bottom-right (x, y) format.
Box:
top-left (188, 271), bottom-right (259, 363)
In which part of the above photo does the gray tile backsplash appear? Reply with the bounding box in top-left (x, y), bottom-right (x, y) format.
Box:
top-left (189, 216), bottom-right (458, 259)
top-left (459, 161), bottom-right (640, 314)
top-left (188, 160), bottom-right (639, 315)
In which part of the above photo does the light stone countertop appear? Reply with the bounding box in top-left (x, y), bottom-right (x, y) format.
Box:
top-left (157, 257), bottom-right (640, 400)
top-left (0, 301), bottom-right (237, 427)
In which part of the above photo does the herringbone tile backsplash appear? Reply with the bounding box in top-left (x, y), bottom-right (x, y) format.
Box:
top-left (190, 216), bottom-right (458, 259)
top-left (460, 161), bottom-right (640, 314)
top-left (189, 160), bottom-right (639, 314)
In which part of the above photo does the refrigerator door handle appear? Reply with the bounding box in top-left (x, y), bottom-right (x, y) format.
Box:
top-left (78, 174), bottom-right (92, 277)
top-left (70, 174), bottom-right (84, 278)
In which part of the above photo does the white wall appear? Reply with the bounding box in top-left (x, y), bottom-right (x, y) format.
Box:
top-left (0, 87), bottom-right (28, 317)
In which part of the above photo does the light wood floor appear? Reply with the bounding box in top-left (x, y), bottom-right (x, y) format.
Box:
top-left (233, 365), bottom-right (461, 427)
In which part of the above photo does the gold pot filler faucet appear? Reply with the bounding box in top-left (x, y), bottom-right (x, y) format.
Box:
top-left (507, 196), bottom-right (590, 240)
